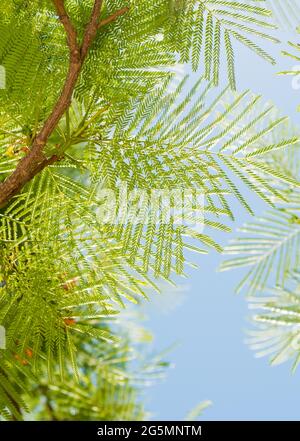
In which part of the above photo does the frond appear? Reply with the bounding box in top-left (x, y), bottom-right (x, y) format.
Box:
top-left (266, 0), bottom-right (300, 30)
top-left (2, 77), bottom-right (298, 284)
top-left (185, 400), bottom-right (212, 421)
top-left (0, 244), bottom-right (120, 381)
top-left (23, 326), bottom-right (168, 421)
top-left (86, 78), bottom-right (299, 277)
top-left (166, 0), bottom-right (278, 89)
top-left (0, 353), bottom-right (30, 420)
top-left (220, 120), bottom-right (300, 294)
top-left (279, 38), bottom-right (300, 85)
top-left (247, 272), bottom-right (300, 371)
top-left (220, 208), bottom-right (300, 294)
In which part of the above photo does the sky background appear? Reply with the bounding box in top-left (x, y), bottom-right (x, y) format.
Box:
top-left (139, 21), bottom-right (300, 420)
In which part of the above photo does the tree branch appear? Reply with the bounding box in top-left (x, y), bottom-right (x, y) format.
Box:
top-left (81, 0), bottom-right (103, 60)
top-left (98, 7), bottom-right (129, 28)
top-left (0, 0), bottom-right (107, 208)
top-left (52, 0), bottom-right (79, 62)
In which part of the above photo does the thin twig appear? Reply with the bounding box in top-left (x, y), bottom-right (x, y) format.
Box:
top-left (52, 0), bottom-right (79, 61)
top-left (81, 0), bottom-right (103, 60)
top-left (98, 7), bottom-right (129, 28)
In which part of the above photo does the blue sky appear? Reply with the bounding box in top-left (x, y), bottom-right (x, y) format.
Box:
top-left (141, 25), bottom-right (300, 420)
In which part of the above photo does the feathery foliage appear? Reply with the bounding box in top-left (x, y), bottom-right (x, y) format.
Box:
top-left (247, 272), bottom-right (300, 371)
top-left (266, 0), bottom-right (300, 29)
top-left (221, 120), bottom-right (300, 371)
top-left (221, 123), bottom-right (300, 294)
top-left (22, 322), bottom-right (168, 421)
top-left (0, 0), bottom-right (299, 419)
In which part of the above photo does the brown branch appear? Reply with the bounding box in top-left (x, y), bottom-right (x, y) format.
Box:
top-left (52, 0), bottom-right (79, 61)
top-left (81, 0), bottom-right (103, 60)
top-left (98, 6), bottom-right (129, 28)
top-left (0, 0), bottom-right (107, 208)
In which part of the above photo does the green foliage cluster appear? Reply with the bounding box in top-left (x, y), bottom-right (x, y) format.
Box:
top-left (0, 0), bottom-right (299, 420)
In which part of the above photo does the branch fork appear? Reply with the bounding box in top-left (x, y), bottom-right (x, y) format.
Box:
top-left (0, 0), bottom-right (129, 207)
